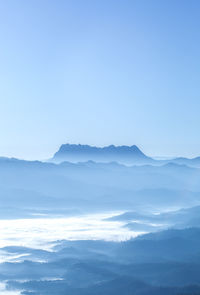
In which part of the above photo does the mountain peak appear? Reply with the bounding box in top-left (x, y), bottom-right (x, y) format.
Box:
top-left (52, 143), bottom-right (152, 164)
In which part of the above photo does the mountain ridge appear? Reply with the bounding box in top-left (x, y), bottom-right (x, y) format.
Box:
top-left (51, 143), bottom-right (200, 167)
top-left (52, 143), bottom-right (154, 164)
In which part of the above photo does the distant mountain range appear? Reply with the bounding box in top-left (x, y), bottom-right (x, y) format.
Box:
top-left (51, 143), bottom-right (200, 167)
top-left (1, 155), bottom-right (200, 218)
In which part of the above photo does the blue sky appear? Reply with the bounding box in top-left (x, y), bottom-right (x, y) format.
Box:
top-left (0, 0), bottom-right (200, 159)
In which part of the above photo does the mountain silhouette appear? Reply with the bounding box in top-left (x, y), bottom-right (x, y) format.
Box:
top-left (51, 144), bottom-right (200, 167)
top-left (52, 144), bottom-right (153, 164)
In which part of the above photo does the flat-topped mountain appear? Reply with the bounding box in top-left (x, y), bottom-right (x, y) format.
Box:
top-left (52, 144), bottom-right (154, 164)
top-left (51, 143), bottom-right (200, 167)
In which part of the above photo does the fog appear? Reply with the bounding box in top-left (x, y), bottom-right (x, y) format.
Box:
top-left (0, 212), bottom-right (142, 251)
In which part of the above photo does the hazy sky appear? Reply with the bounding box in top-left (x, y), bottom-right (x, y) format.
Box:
top-left (0, 0), bottom-right (200, 160)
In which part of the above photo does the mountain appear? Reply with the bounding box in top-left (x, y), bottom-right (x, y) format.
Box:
top-left (51, 143), bottom-right (200, 167)
top-left (5, 228), bottom-right (200, 294)
top-left (51, 144), bottom-right (154, 164)
top-left (172, 156), bottom-right (200, 167)
top-left (106, 204), bottom-right (200, 230)
top-left (1, 156), bottom-right (200, 218)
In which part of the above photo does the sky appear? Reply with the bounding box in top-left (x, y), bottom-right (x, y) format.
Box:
top-left (0, 0), bottom-right (200, 160)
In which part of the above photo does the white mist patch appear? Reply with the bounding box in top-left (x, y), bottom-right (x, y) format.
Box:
top-left (0, 251), bottom-right (30, 263)
top-left (0, 283), bottom-right (21, 295)
top-left (0, 212), bottom-right (144, 250)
